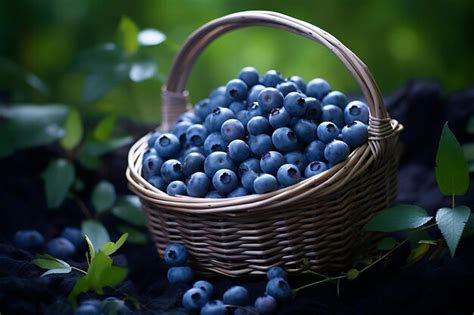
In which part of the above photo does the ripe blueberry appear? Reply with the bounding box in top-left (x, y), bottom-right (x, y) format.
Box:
top-left (166, 180), bottom-right (187, 196)
top-left (235, 110), bottom-right (252, 127)
top-left (206, 190), bottom-right (225, 199)
top-left (183, 287), bottom-right (209, 311)
top-left (344, 100), bottom-right (369, 125)
top-left (253, 174), bottom-right (278, 194)
top-left (260, 151), bottom-right (285, 175)
top-left (306, 78), bottom-right (331, 100)
top-left (229, 101), bottom-right (247, 114)
top-left (201, 300), bottom-right (227, 315)
top-left (341, 121), bottom-right (369, 148)
top-left (241, 170), bottom-right (258, 193)
top-left (284, 151), bottom-right (307, 173)
top-left (47, 237), bottom-right (76, 259)
top-left (317, 122), bottom-right (340, 144)
top-left (277, 163), bottom-right (302, 187)
top-left (268, 107), bottom-right (291, 129)
top-left (324, 140), bottom-right (350, 164)
top-left (322, 90), bottom-right (348, 109)
top-left (292, 119), bottom-right (317, 143)
top-left (187, 172), bottom-right (210, 198)
top-left (193, 280), bottom-right (214, 298)
top-left (13, 229), bottom-right (44, 250)
top-left (142, 153), bottom-right (163, 179)
top-left (272, 127), bottom-right (298, 152)
top-left (204, 132), bottom-right (228, 155)
top-left (148, 131), bottom-right (162, 148)
top-left (288, 75), bottom-right (306, 93)
top-left (257, 87), bottom-right (284, 113)
top-left (182, 152), bottom-right (206, 177)
top-left (239, 158), bottom-right (262, 175)
top-left (304, 161), bottom-right (329, 177)
top-left (227, 187), bottom-right (249, 198)
top-left (223, 286), bottom-right (249, 306)
top-left (277, 81), bottom-right (299, 96)
top-left (164, 243), bottom-right (188, 266)
top-left (261, 70), bottom-right (284, 87)
top-left (247, 102), bottom-right (265, 118)
top-left (167, 266), bottom-right (194, 284)
top-left (209, 86), bottom-right (226, 99)
top-left (267, 266), bottom-right (288, 280)
top-left (148, 176), bottom-right (166, 191)
top-left (228, 139), bottom-right (251, 163)
top-left (161, 159), bottom-right (184, 183)
top-left (254, 294), bottom-right (277, 315)
top-left (208, 107), bottom-right (235, 132)
top-left (321, 105), bottom-right (344, 128)
top-left (176, 111), bottom-right (202, 124)
top-left (186, 124), bottom-right (208, 146)
top-left (305, 140), bottom-right (326, 162)
top-left (238, 66), bottom-right (260, 87)
top-left (194, 98), bottom-right (212, 120)
top-left (204, 152), bottom-right (236, 178)
top-left (173, 121), bottom-right (193, 144)
top-left (213, 169), bottom-right (239, 195)
top-left (61, 227), bottom-right (84, 249)
top-left (284, 92), bottom-right (307, 117)
top-left (305, 97), bottom-right (322, 122)
top-left (247, 84), bottom-right (266, 104)
top-left (226, 79), bottom-right (249, 101)
top-left (154, 133), bottom-right (181, 159)
top-left (247, 116), bottom-right (271, 135)
top-left (265, 277), bottom-right (291, 302)
top-left (248, 134), bottom-right (273, 156)
top-left (221, 119), bottom-right (245, 142)
top-left (209, 94), bottom-right (230, 111)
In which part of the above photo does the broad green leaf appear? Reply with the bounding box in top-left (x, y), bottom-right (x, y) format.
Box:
top-left (85, 234), bottom-right (96, 263)
top-left (377, 237), bottom-right (396, 251)
top-left (100, 265), bottom-right (128, 289)
top-left (111, 196), bottom-right (146, 226)
top-left (32, 255), bottom-right (70, 270)
top-left (41, 267), bottom-right (72, 277)
top-left (406, 243), bottom-right (431, 266)
top-left (117, 16), bottom-right (139, 55)
top-left (138, 29), bottom-right (166, 46)
top-left (436, 206), bottom-right (471, 256)
top-left (68, 275), bottom-right (90, 307)
top-left (363, 205), bottom-right (432, 232)
top-left (129, 60), bottom-right (157, 82)
top-left (118, 225), bottom-right (147, 245)
top-left (60, 109), bottom-right (83, 150)
top-left (92, 114), bottom-right (116, 141)
top-left (462, 216), bottom-right (474, 239)
top-left (82, 68), bottom-right (128, 104)
top-left (91, 181), bottom-right (116, 213)
top-left (100, 233), bottom-right (128, 256)
top-left (87, 251), bottom-right (128, 294)
top-left (42, 159), bottom-right (75, 209)
top-left (435, 123), bottom-right (469, 196)
top-left (82, 220), bottom-right (110, 252)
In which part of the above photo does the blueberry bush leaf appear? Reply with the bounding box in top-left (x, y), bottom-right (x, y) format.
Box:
top-left (84, 234), bottom-right (95, 263)
top-left (92, 114), bottom-right (116, 141)
top-left (435, 123), bottom-right (469, 196)
top-left (91, 180), bottom-right (116, 213)
top-left (363, 205), bottom-right (432, 232)
top-left (111, 195), bottom-right (146, 226)
top-left (32, 254), bottom-right (72, 277)
top-left (42, 159), bottom-right (75, 209)
top-left (60, 108), bottom-right (83, 150)
top-left (406, 243), bottom-right (431, 266)
top-left (117, 16), bottom-right (139, 56)
top-left (436, 206), bottom-right (471, 256)
top-left (100, 233), bottom-right (128, 256)
top-left (82, 220), bottom-right (110, 252)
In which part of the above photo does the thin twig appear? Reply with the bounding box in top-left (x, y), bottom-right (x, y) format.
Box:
top-left (306, 270), bottom-right (331, 280)
top-left (359, 239), bottom-right (408, 274)
top-left (71, 266), bottom-right (87, 275)
top-left (293, 275), bottom-right (346, 293)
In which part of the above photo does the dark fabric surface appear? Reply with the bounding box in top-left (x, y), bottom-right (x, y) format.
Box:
top-left (1, 81), bottom-right (474, 315)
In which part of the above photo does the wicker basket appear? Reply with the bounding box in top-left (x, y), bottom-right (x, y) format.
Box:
top-left (127, 10), bottom-right (403, 277)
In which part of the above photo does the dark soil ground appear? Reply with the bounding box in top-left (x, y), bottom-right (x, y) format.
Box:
top-left (1, 81), bottom-right (474, 315)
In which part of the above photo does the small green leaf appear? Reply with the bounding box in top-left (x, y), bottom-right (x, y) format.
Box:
top-left (377, 237), bottom-right (396, 251)
top-left (82, 220), bottom-right (110, 252)
top-left (85, 234), bottom-right (95, 263)
top-left (436, 206), bottom-right (471, 256)
top-left (100, 233), bottom-right (128, 256)
top-left (138, 28), bottom-right (166, 46)
top-left (435, 123), bottom-right (469, 196)
top-left (117, 16), bottom-right (139, 55)
top-left (346, 269), bottom-right (359, 281)
top-left (41, 267), bottom-right (72, 277)
top-left (60, 109), bottom-right (83, 150)
top-left (68, 275), bottom-right (90, 308)
top-left (32, 255), bottom-right (70, 270)
top-left (363, 205), bottom-right (432, 232)
top-left (42, 159), bottom-right (75, 209)
top-left (118, 226), bottom-right (147, 245)
top-left (406, 243), bottom-right (431, 266)
top-left (111, 195), bottom-right (146, 226)
top-left (92, 114), bottom-right (116, 141)
top-left (91, 181), bottom-right (116, 213)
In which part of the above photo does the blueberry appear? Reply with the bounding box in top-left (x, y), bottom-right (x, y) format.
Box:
top-left (234, 307), bottom-right (256, 315)
top-left (272, 127), bottom-right (298, 152)
top-left (204, 152), bottom-right (236, 177)
top-left (322, 91), bottom-right (347, 110)
top-left (223, 286), bottom-right (249, 306)
top-left (265, 277), bottom-right (291, 302)
top-left (268, 107), bottom-right (291, 129)
top-left (277, 164), bottom-right (301, 187)
top-left (176, 111), bottom-right (202, 124)
top-left (241, 170), bottom-right (258, 193)
top-left (213, 169), bottom-right (239, 195)
top-left (206, 190), bottom-right (225, 199)
top-left (154, 133), bottom-right (181, 159)
top-left (75, 303), bottom-right (100, 315)
top-left (47, 237), bottom-right (76, 259)
top-left (187, 172), bottom-right (210, 197)
top-left (288, 75), bottom-right (306, 93)
top-left (195, 98), bottom-right (212, 120)
top-left (341, 121), bottom-right (369, 148)
top-left (148, 131), bottom-right (162, 148)
top-left (61, 227), bottom-right (84, 249)
top-left (186, 124), bottom-right (209, 146)
top-left (247, 102), bottom-right (264, 118)
top-left (238, 158), bottom-right (262, 175)
top-left (221, 119), bottom-right (245, 142)
top-left (253, 174), bottom-right (278, 194)
top-left (254, 294), bottom-right (277, 315)
top-left (183, 287), bottom-right (209, 311)
top-left (229, 101), bottom-right (247, 114)
top-left (209, 86), bottom-right (226, 99)
top-left (248, 134), bottom-right (273, 156)
top-left (284, 92), bottom-right (307, 117)
top-left (210, 95), bottom-right (231, 110)
top-left (226, 79), bottom-right (248, 101)
top-left (261, 70), bottom-right (284, 87)
top-left (305, 97), bottom-right (322, 122)
top-left (317, 122), bottom-right (340, 143)
top-left (321, 105), bottom-right (344, 127)
top-left (142, 153), bottom-right (164, 178)
top-left (284, 151), bottom-right (307, 173)
top-left (247, 84), bottom-right (266, 104)
top-left (277, 81), bottom-right (299, 96)
top-left (161, 159), bottom-right (184, 183)
top-left (164, 243), bottom-right (188, 266)
top-left (148, 176), bottom-right (166, 191)
top-left (143, 148), bottom-right (157, 161)
top-left (324, 140), bottom-right (350, 164)
top-left (260, 151), bottom-right (285, 175)
top-left (267, 266), bottom-right (288, 280)
top-left (306, 78), bottom-right (331, 100)
top-left (209, 107), bottom-right (235, 132)
top-left (344, 100), bottom-right (369, 125)
top-left (173, 121), bottom-right (193, 144)
top-left (167, 180), bottom-right (187, 196)
top-left (235, 110), bottom-right (252, 127)
top-left (305, 140), bottom-right (326, 162)
top-left (292, 119), bottom-right (317, 143)
top-left (238, 66), bottom-right (260, 87)
top-left (13, 229), bottom-right (44, 250)
top-left (228, 140), bottom-right (250, 163)
top-left (193, 280), bottom-right (214, 298)
top-left (304, 161), bottom-right (329, 177)
top-left (182, 152), bottom-right (206, 177)
top-left (247, 116), bottom-right (271, 135)
top-left (100, 297), bottom-right (130, 315)
top-left (227, 187), bottom-right (249, 198)
top-left (257, 87), bottom-right (284, 113)
top-left (200, 300), bottom-right (227, 315)
top-left (204, 132), bottom-right (228, 155)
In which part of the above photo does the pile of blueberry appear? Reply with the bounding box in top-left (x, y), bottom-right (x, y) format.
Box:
top-left (164, 243), bottom-right (290, 315)
top-left (13, 227), bottom-right (84, 259)
top-left (143, 67), bottom-right (369, 198)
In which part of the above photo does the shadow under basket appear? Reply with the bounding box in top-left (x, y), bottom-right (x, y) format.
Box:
top-left (126, 10), bottom-right (403, 277)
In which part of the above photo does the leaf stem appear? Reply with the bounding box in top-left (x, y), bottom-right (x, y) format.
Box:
top-left (71, 266), bottom-right (87, 275)
top-left (416, 223), bottom-right (438, 231)
top-left (452, 194), bottom-right (456, 208)
top-left (293, 275), bottom-right (346, 293)
top-left (359, 239), bottom-right (408, 274)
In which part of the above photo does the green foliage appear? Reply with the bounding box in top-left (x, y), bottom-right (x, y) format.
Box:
top-left (42, 159), bottom-right (75, 209)
top-left (92, 180), bottom-right (116, 213)
top-left (92, 114), bottom-right (117, 141)
top-left (111, 196), bottom-right (146, 226)
top-left (377, 237), bottom-right (396, 251)
top-left (82, 220), bottom-right (111, 252)
top-left (436, 206), bottom-right (471, 256)
top-left (32, 254), bottom-right (72, 277)
top-left (60, 109), bottom-right (83, 150)
top-left (363, 205), bottom-right (432, 232)
top-left (435, 123), bottom-right (469, 196)
top-left (118, 225), bottom-right (147, 245)
top-left (117, 16), bottom-right (139, 56)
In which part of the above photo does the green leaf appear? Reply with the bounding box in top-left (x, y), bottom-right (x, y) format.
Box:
top-left (82, 220), bottom-right (110, 252)
top-left (100, 233), bottom-right (128, 256)
top-left (60, 109), bottom-right (83, 150)
top-left (82, 69), bottom-right (128, 104)
top-left (88, 251), bottom-right (127, 294)
top-left (435, 123), bottom-right (470, 196)
top-left (41, 267), bottom-right (72, 277)
top-left (117, 16), bottom-right (139, 56)
top-left (42, 159), bottom-right (75, 209)
top-left (91, 181), bottom-right (116, 213)
top-left (84, 234), bottom-right (95, 263)
top-left (363, 205), bottom-right (432, 232)
top-left (92, 114), bottom-right (116, 141)
top-left (68, 275), bottom-right (90, 308)
top-left (118, 225), bottom-right (147, 245)
top-left (462, 216), bottom-right (474, 239)
top-left (406, 243), bottom-right (431, 266)
top-left (377, 237), bottom-right (396, 251)
top-left (138, 28), bottom-right (166, 46)
top-left (436, 206), bottom-right (471, 256)
top-left (111, 195), bottom-right (146, 226)
top-left (32, 254), bottom-right (70, 270)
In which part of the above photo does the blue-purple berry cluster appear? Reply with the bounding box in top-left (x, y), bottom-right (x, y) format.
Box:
top-left (143, 67), bottom-right (370, 197)
top-left (164, 243), bottom-right (195, 285)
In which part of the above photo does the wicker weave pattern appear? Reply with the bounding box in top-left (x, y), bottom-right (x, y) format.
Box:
top-left (126, 11), bottom-right (403, 276)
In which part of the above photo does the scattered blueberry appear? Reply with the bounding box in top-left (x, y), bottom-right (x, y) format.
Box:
top-left (221, 119), bottom-right (245, 142)
top-left (257, 88), bottom-right (284, 113)
top-left (277, 164), bottom-right (301, 187)
top-left (321, 90), bottom-right (347, 109)
top-left (317, 122), bottom-right (340, 144)
top-left (193, 280), bottom-right (214, 298)
top-left (254, 294), bottom-right (277, 315)
top-left (228, 140), bottom-right (251, 163)
top-left (187, 172), bottom-right (211, 197)
top-left (344, 100), bottom-right (370, 125)
top-left (168, 266), bottom-right (194, 283)
top-left (164, 243), bottom-right (188, 266)
top-left (306, 78), bottom-right (331, 100)
top-left (226, 79), bottom-right (248, 101)
top-left (61, 227), bottom-right (84, 249)
top-left (154, 133), bottom-right (181, 159)
top-left (324, 140), bottom-right (350, 164)
top-left (14, 229), bottom-right (44, 251)
top-left (183, 287), bottom-right (209, 311)
top-left (267, 266), bottom-right (288, 280)
top-left (253, 174), bottom-right (278, 194)
top-left (161, 159), bottom-right (184, 183)
top-left (260, 151), bottom-right (285, 175)
top-left (223, 286), bottom-right (249, 306)
top-left (265, 277), bottom-right (291, 302)
top-left (200, 300), bottom-right (228, 315)
top-left (340, 121), bottom-right (369, 148)
top-left (305, 161), bottom-right (329, 177)
top-left (213, 169), bottom-right (239, 195)
top-left (47, 237), bottom-right (76, 259)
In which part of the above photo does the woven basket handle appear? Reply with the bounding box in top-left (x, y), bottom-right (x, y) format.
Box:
top-left (161, 10), bottom-right (393, 142)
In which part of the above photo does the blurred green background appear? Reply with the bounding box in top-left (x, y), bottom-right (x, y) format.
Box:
top-left (1, 0), bottom-right (473, 123)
